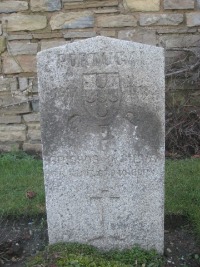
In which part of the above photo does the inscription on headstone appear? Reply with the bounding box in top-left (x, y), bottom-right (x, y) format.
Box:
top-left (37, 37), bottom-right (165, 253)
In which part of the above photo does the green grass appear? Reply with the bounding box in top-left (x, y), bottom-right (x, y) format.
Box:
top-left (0, 151), bottom-right (45, 217)
top-left (1, 152), bottom-right (200, 266)
top-left (26, 242), bottom-right (163, 267)
top-left (165, 158), bottom-right (200, 235)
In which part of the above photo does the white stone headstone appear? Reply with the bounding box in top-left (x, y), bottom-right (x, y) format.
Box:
top-left (37, 36), bottom-right (165, 253)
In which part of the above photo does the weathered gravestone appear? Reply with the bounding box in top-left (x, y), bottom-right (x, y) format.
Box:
top-left (37, 36), bottom-right (165, 253)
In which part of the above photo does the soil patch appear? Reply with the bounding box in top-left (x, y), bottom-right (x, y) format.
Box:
top-left (0, 215), bottom-right (200, 267)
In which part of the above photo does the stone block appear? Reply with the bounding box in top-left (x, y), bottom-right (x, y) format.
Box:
top-left (100, 30), bottom-right (116, 37)
top-left (23, 142), bottom-right (42, 153)
top-left (0, 124), bottom-right (26, 141)
top-left (0, 77), bottom-right (17, 92)
top-left (31, 99), bottom-right (39, 112)
top-left (33, 33), bottom-right (63, 39)
top-left (8, 41), bottom-right (38, 56)
top-left (19, 77), bottom-right (29, 92)
top-left (118, 29), bottom-right (157, 46)
top-left (186, 13), bottom-right (200, 27)
top-left (159, 34), bottom-right (200, 48)
top-left (31, 0), bottom-right (61, 12)
top-left (64, 0), bottom-right (118, 9)
top-left (63, 31), bottom-right (96, 39)
top-left (1, 14), bottom-right (47, 31)
top-left (41, 40), bottom-right (67, 51)
top-left (123, 0), bottom-right (160, 11)
top-left (7, 34), bottom-right (32, 41)
top-left (94, 8), bottom-right (119, 14)
top-left (164, 0), bottom-right (194, 9)
top-left (50, 12), bottom-right (94, 30)
top-left (0, 1), bottom-right (28, 13)
top-left (140, 14), bottom-right (184, 26)
top-left (3, 55), bottom-right (37, 74)
top-left (0, 143), bottom-right (20, 152)
top-left (0, 102), bottom-right (30, 115)
top-left (0, 37), bottom-right (6, 54)
top-left (37, 36), bottom-right (165, 253)
top-left (0, 115), bottom-right (21, 124)
top-left (28, 129), bottom-right (41, 141)
top-left (23, 113), bottom-right (40, 122)
top-left (97, 15), bottom-right (137, 28)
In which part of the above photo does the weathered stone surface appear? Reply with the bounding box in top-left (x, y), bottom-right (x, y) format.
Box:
top-left (28, 129), bottom-right (41, 141)
top-left (0, 37), bottom-right (6, 54)
top-left (0, 143), bottom-right (20, 152)
top-left (0, 77), bottom-right (17, 92)
top-left (0, 115), bottom-right (21, 124)
top-left (123, 0), bottom-right (160, 11)
top-left (0, 1), bottom-right (28, 13)
top-left (0, 102), bottom-right (30, 115)
top-left (186, 13), bottom-right (200, 27)
top-left (100, 30), bottom-right (116, 37)
top-left (7, 34), bottom-right (33, 41)
top-left (64, 0), bottom-right (118, 9)
top-left (140, 14), bottom-right (184, 26)
top-left (3, 55), bottom-right (37, 74)
top-left (23, 113), bottom-right (40, 122)
top-left (41, 40), bottom-right (67, 51)
top-left (0, 124), bottom-right (26, 141)
top-left (156, 27), bottom-right (196, 34)
top-left (97, 15), bottom-right (137, 28)
top-left (164, 0), bottom-right (194, 9)
top-left (31, 0), bottom-right (61, 12)
top-left (37, 36), bottom-right (165, 252)
top-left (50, 12), bottom-right (94, 30)
top-left (1, 14), bottom-right (47, 31)
top-left (159, 34), bottom-right (200, 48)
top-left (23, 142), bottom-right (42, 153)
top-left (64, 31), bottom-right (96, 39)
top-left (8, 41), bottom-right (38, 55)
top-left (31, 99), bottom-right (39, 112)
top-left (33, 33), bottom-right (63, 39)
top-left (118, 29), bottom-right (157, 46)
top-left (94, 8), bottom-right (119, 14)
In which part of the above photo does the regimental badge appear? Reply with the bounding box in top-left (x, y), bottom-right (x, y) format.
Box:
top-left (83, 73), bottom-right (121, 123)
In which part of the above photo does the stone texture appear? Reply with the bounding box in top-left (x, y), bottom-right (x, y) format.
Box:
top-left (0, 1), bottom-right (28, 13)
top-left (118, 29), bottom-right (157, 46)
top-left (164, 0), bottom-right (194, 9)
top-left (0, 115), bottom-right (21, 124)
top-left (28, 129), bottom-right (41, 141)
top-left (41, 40), bottom-right (67, 51)
top-left (0, 143), bottom-right (20, 152)
top-left (1, 14), bottom-right (47, 31)
top-left (100, 30), bottom-right (116, 37)
top-left (33, 33), bottom-right (63, 39)
top-left (64, 31), bottom-right (96, 39)
top-left (3, 55), bottom-right (37, 74)
top-left (97, 15), bottom-right (137, 28)
top-left (0, 77), bottom-right (17, 92)
top-left (23, 113), bottom-right (40, 122)
top-left (37, 36), bottom-right (165, 253)
top-left (0, 124), bottom-right (26, 141)
top-left (31, 0), bottom-right (61, 12)
top-left (0, 37), bottom-right (6, 54)
top-left (8, 41), bottom-right (38, 56)
top-left (64, 1), bottom-right (118, 9)
top-left (50, 12), bottom-right (94, 30)
top-left (23, 142), bottom-right (42, 153)
top-left (0, 102), bottom-right (30, 115)
top-left (7, 34), bottom-right (33, 41)
top-left (123, 0), bottom-right (160, 11)
top-left (140, 14), bottom-right (184, 26)
top-left (186, 13), bottom-right (200, 27)
top-left (159, 34), bottom-right (200, 48)
top-left (94, 8), bottom-right (119, 14)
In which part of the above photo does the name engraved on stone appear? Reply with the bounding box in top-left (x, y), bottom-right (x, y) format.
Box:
top-left (89, 189), bottom-right (124, 242)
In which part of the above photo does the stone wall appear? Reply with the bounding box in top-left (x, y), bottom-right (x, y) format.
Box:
top-left (0, 0), bottom-right (199, 152)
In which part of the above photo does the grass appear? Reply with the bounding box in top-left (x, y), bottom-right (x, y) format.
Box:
top-left (0, 152), bottom-right (200, 266)
top-left (26, 242), bottom-right (163, 267)
top-left (165, 158), bottom-right (200, 235)
top-left (0, 151), bottom-right (45, 217)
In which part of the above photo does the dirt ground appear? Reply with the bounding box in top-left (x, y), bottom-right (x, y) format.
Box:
top-left (0, 215), bottom-right (200, 267)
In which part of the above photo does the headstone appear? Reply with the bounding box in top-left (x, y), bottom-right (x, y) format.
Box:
top-left (37, 37), bottom-right (165, 253)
